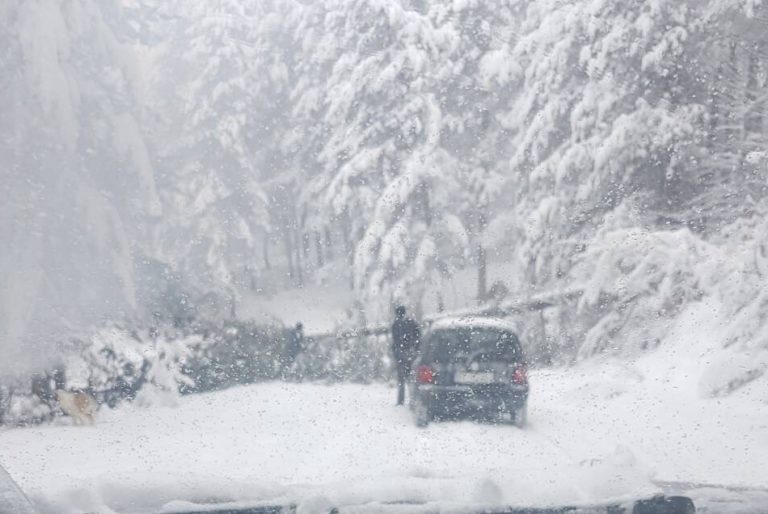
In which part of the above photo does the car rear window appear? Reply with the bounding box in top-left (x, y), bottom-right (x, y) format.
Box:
top-left (425, 328), bottom-right (522, 364)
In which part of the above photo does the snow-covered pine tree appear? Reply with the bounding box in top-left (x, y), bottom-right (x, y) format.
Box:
top-left (479, 0), bottom-right (705, 294)
top-left (0, 0), bottom-right (160, 371)
top-left (676, 7), bottom-right (768, 232)
top-left (150, 0), bottom-right (274, 301)
top-left (285, 0), bottom-right (465, 314)
top-left (425, 0), bottom-right (522, 302)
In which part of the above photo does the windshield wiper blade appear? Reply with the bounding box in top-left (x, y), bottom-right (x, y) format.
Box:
top-left (159, 495), bottom-right (695, 514)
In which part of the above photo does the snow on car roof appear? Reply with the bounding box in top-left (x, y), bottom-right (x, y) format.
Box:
top-left (428, 315), bottom-right (518, 334)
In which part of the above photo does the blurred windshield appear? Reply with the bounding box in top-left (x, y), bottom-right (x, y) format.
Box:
top-left (1, 0), bottom-right (768, 513)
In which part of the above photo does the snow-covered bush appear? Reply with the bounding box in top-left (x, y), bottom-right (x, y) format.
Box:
top-left (709, 208), bottom-right (768, 353)
top-left (699, 350), bottom-right (768, 398)
top-left (180, 322), bottom-right (285, 393)
top-left (567, 196), bottom-right (768, 402)
top-left (570, 204), bottom-right (739, 359)
top-left (296, 332), bottom-right (391, 383)
top-left (0, 383), bottom-right (52, 427)
top-left (61, 326), bottom-right (207, 408)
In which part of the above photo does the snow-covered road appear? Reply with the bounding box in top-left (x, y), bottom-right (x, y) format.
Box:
top-left (1, 348), bottom-right (766, 514)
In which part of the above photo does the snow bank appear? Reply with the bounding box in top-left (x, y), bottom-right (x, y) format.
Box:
top-left (0, 381), bottom-right (656, 514)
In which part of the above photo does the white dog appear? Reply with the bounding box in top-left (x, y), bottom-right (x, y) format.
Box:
top-left (56, 390), bottom-right (97, 425)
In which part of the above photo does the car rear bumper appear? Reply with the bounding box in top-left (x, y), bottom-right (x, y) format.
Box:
top-left (414, 383), bottom-right (528, 417)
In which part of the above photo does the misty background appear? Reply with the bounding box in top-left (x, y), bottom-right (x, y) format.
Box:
top-left (2, 0), bottom-right (768, 377)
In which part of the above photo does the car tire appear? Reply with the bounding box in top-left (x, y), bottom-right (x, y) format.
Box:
top-left (511, 402), bottom-right (527, 428)
top-left (414, 399), bottom-right (432, 428)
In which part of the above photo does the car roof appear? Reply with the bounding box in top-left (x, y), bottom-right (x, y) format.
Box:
top-left (427, 315), bottom-right (518, 334)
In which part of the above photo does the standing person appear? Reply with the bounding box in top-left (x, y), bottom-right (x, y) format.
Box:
top-left (282, 322), bottom-right (304, 377)
top-left (391, 305), bottom-right (420, 406)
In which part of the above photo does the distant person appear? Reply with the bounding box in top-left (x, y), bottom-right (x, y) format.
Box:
top-left (31, 372), bottom-right (57, 422)
top-left (283, 322), bottom-right (304, 376)
top-left (391, 306), bottom-right (420, 406)
top-left (0, 386), bottom-right (7, 426)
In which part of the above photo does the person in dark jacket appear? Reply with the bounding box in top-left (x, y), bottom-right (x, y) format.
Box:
top-left (391, 305), bottom-right (420, 405)
top-left (282, 322), bottom-right (304, 376)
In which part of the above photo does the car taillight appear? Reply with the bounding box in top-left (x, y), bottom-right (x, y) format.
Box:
top-left (512, 366), bottom-right (528, 385)
top-left (417, 365), bottom-right (434, 384)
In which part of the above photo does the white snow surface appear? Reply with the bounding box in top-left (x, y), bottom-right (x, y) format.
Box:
top-left (239, 281), bottom-right (356, 335)
top-left (428, 315), bottom-right (519, 333)
top-left (1, 301), bottom-right (767, 514)
top-left (2, 380), bottom-right (649, 514)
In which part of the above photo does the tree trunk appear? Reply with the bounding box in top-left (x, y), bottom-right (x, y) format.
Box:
top-left (341, 210), bottom-right (352, 258)
top-left (707, 69), bottom-right (720, 150)
top-left (324, 227), bottom-right (334, 260)
top-left (263, 233), bottom-right (271, 270)
top-left (539, 309), bottom-right (551, 365)
top-left (477, 243), bottom-right (487, 303)
top-left (314, 231), bottom-right (324, 267)
top-left (341, 209), bottom-right (354, 290)
top-left (294, 230), bottom-right (304, 287)
top-left (420, 182), bottom-right (432, 226)
top-left (302, 232), bottom-right (311, 262)
top-left (476, 212), bottom-right (488, 303)
top-left (724, 42), bottom-right (740, 148)
top-left (283, 231), bottom-right (295, 286)
top-left (745, 49), bottom-right (762, 141)
top-left (229, 290), bottom-right (237, 319)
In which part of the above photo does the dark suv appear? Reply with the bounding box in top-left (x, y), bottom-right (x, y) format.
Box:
top-left (410, 316), bottom-right (529, 427)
